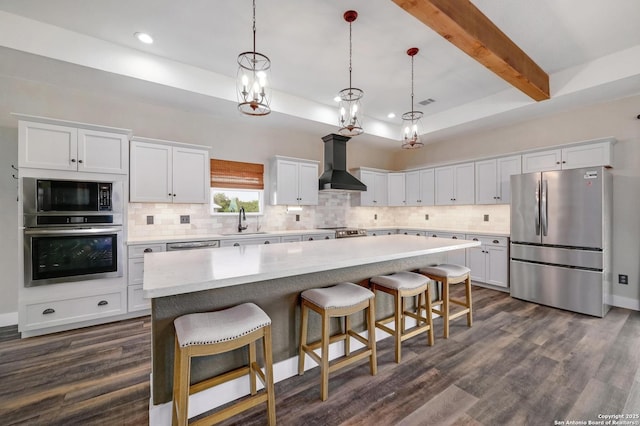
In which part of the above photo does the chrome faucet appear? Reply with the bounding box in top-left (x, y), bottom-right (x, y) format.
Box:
top-left (238, 207), bottom-right (248, 232)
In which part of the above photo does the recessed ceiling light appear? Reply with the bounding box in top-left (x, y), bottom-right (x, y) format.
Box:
top-left (387, 113), bottom-right (396, 119)
top-left (134, 32), bottom-right (154, 44)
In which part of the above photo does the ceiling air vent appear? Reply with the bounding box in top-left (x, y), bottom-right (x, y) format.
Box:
top-left (418, 98), bottom-right (436, 106)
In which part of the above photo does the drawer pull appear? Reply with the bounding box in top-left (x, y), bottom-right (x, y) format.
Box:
top-left (493, 240), bottom-right (500, 244)
top-left (42, 308), bottom-right (55, 315)
top-left (324, 236), bottom-right (330, 239)
top-left (143, 248), bottom-right (153, 253)
top-left (264, 241), bottom-right (270, 244)
top-left (97, 300), bottom-right (109, 306)
top-left (452, 236), bottom-right (458, 239)
top-left (473, 238), bottom-right (479, 241)
top-left (308, 237), bottom-right (314, 241)
top-left (233, 243), bottom-right (240, 247)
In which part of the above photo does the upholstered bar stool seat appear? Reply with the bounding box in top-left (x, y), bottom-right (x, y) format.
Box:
top-left (419, 264), bottom-right (473, 339)
top-left (298, 282), bottom-right (377, 401)
top-left (172, 303), bottom-right (275, 425)
top-left (369, 271), bottom-right (434, 363)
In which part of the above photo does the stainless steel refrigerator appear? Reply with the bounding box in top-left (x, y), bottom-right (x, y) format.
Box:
top-left (510, 167), bottom-right (612, 317)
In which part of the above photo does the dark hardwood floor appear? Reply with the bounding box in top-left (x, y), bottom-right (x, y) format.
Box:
top-left (1, 287), bottom-right (639, 425)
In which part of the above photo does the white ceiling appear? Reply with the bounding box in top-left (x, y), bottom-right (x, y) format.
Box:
top-left (0, 0), bottom-right (639, 148)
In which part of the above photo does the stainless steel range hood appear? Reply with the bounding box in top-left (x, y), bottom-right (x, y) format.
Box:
top-left (318, 133), bottom-right (367, 191)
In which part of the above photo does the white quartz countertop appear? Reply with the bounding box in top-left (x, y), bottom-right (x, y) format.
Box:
top-left (127, 229), bottom-right (337, 245)
top-left (143, 234), bottom-right (481, 298)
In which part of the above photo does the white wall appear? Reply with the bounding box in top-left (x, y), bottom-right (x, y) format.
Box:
top-left (393, 94), bottom-right (640, 308)
top-left (0, 127), bottom-right (19, 324)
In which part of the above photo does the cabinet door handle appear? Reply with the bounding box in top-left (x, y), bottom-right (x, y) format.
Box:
top-left (97, 300), bottom-right (108, 306)
top-left (70, 158), bottom-right (76, 163)
top-left (78, 159), bottom-right (83, 164)
top-left (556, 161), bottom-right (561, 164)
top-left (562, 160), bottom-right (566, 164)
top-left (143, 248), bottom-right (153, 253)
top-left (233, 243), bottom-right (240, 247)
top-left (42, 308), bottom-right (55, 315)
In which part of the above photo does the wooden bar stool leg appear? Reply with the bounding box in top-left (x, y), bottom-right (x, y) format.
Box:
top-left (425, 287), bottom-right (434, 346)
top-left (249, 341), bottom-right (257, 395)
top-left (298, 302), bottom-right (308, 375)
top-left (443, 277), bottom-right (450, 339)
top-left (394, 290), bottom-right (402, 363)
top-left (344, 314), bottom-right (351, 356)
top-left (173, 344), bottom-right (191, 426)
top-left (320, 310), bottom-right (330, 401)
top-left (367, 298), bottom-right (377, 375)
top-left (263, 325), bottom-right (276, 426)
top-left (465, 274), bottom-right (473, 327)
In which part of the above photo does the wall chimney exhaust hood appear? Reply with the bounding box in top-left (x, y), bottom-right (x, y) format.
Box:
top-left (318, 133), bottom-right (367, 191)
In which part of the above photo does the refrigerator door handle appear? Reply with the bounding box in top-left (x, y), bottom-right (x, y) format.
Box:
top-left (541, 179), bottom-right (548, 236)
top-left (535, 179), bottom-right (541, 235)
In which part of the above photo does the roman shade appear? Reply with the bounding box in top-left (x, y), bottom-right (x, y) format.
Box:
top-left (210, 159), bottom-right (264, 189)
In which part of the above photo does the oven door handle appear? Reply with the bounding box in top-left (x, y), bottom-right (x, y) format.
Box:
top-left (24, 227), bottom-right (123, 236)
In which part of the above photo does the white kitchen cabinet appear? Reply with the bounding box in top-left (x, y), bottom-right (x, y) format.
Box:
top-left (127, 243), bottom-right (165, 312)
top-left (220, 236), bottom-right (281, 247)
top-left (521, 140), bottom-right (613, 173)
top-left (129, 138), bottom-right (210, 203)
top-left (269, 156), bottom-right (319, 206)
top-left (434, 163), bottom-right (475, 205)
top-left (387, 173), bottom-right (406, 206)
top-left (405, 169), bottom-right (434, 206)
top-left (367, 229), bottom-right (397, 236)
top-left (18, 119), bottom-right (129, 174)
top-left (281, 235), bottom-right (303, 243)
top-left (301, 233), bottom-right (335, 241)
top-left (399, 229), bottom-right (426, 236)
top-left (465, 234), bottom-right (509, 288)
top-left (428, 231), bottom-right (466, 265)
top-left (475, 155), bottom-right (521, 204)
top-left (352, 169), bottom-right (388, 206)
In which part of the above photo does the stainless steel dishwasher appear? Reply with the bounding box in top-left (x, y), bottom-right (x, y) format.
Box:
top-left (166, 240), bottom-right (220, 251)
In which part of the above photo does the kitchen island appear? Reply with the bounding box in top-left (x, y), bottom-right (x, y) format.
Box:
top-left (144, 234), bottom-right (480, 409)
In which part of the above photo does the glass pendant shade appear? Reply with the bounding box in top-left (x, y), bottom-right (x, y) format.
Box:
top-left (338, 10), bottom-right (364, 136)
top-left (401, 47), bottom-right (424, 149)
top-left (237, 0), bottom-right (271, 116)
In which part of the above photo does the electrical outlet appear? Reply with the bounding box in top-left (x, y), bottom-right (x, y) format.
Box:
top-left (295, 214), bottom-right (300, 222)
top-left (618, 274), bottom-right (628, 285)
top-left (180, 215), bottom-right (190, 224)
top-left (425, 214), bottom-right (429, 220)
top-left (374, 214), bottom-right (378, 220)
top-left (146, 215), bottom-right (154, 225)
top-left (484, 214), bottom-right (490, 222)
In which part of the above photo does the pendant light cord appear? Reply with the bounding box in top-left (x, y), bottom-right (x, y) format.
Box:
top-left (348, 21), bottom-right (353, 90)
top-left (410, 54), bottom-right (415, 114)
top-left (252, 0), bottom-right (257, 55)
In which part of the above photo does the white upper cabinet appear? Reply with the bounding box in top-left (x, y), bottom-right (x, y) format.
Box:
top-left (18, 119), bottom-right (129, 174)
top-left (130, 138), bottom-right (210, 203)
top-left (434, 163), bottom-right (475, 205)
top-left (387, 173), bottom-right (406, 206)
top-left (270, 157), bottom-right (319, 206)
top-left (521, 139), bottom-right (614, 173)
top-left (405, 169), bottom-right (434, 206)
top-left (352, 169), bottom-right (388, 206)
top-left (475, 155), bottom-right (521, 204)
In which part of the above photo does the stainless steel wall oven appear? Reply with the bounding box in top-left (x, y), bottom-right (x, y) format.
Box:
top-left (23, 178), bottom-right (124, 287)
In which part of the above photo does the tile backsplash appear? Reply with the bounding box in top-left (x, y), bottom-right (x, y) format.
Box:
top-left (127, 192), bottom-right (510, 239)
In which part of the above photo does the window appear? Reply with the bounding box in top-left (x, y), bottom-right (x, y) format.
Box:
top-left (210, 159), bottom-right (264, 216)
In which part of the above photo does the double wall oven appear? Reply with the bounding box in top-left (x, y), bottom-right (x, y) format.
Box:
top-left (23, 178), bottom-right (124, 287)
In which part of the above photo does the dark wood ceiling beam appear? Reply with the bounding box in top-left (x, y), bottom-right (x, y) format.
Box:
top-left (392, 0), bottom-right (550, 101)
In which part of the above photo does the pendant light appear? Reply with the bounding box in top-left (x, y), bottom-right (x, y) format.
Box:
top-left (338, 10), bottom-right (364, 137)
top-left (401, 47), bottom-right (424, 149)
top-left (237, 0), bottom-right (271, 116)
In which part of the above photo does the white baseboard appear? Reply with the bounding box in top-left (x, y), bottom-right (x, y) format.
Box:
top-left (0, 312), bottom-right (18, 327)
top-left (149, 325), bottom-right (400, 425)
top-left (607, 294), bottom-right (640, 311)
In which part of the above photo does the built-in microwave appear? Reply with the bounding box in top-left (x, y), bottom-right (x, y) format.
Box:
top-left (23, 178), bottom-right (123, 226)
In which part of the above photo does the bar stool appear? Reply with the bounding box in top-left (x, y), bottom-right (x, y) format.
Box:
top-left (419, 264), bottom-right (473, 339)
top-left (369, 271), bottom-right (434, 363)
top-left (172, 303), bottom-right (275, 426)
top-left (298, 282), bottom-right (377, 401)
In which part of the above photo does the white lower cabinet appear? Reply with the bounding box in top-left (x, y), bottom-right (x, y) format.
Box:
top-left (465, 234), bottom-right (509, 288)
top-left (127, 243), bottom-right (165, 312)
top-left (281, 235), bottom-right (303, 243)
top-left (301, 233), bottom-right (334, 241)
top-left (367, 229), bottom-right (398, 236)
top-left (23, 290), bottom-right (125, 331)
top-left (399, 229), bottom-right (426, 236)
top-left (220, 237), bottom-right (281, 247)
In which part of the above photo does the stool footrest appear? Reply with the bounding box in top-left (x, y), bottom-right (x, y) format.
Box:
top-left (190, 365), bottom-right (250, 395)
top-left (449, 297), bottom-right (469, 307)
top-left (327, 347), bottom-right (373, 374)
top-left (191, 392), bottom-right (269, 426)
